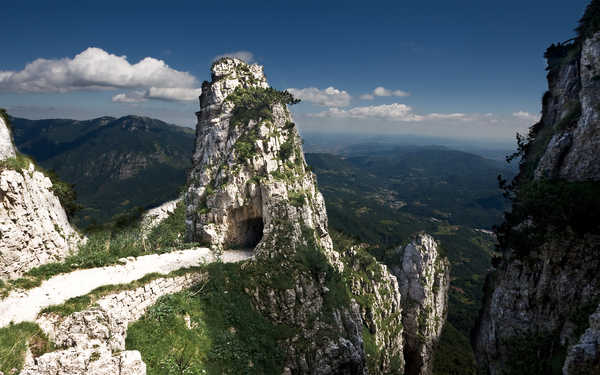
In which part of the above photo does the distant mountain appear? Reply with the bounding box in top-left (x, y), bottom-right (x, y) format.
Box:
top-left (10, 115), bottom-right (195, 227)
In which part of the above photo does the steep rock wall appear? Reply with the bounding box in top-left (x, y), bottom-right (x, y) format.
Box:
top-left (474, 9), bottom-right (600, 374)
top-left (0, 116), bottom-right (81, 279)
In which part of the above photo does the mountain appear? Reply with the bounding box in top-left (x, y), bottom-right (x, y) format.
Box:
top-left (474, 3), bottom-right (600, 374)
top-left (9, 115), bottom-right (195, 227)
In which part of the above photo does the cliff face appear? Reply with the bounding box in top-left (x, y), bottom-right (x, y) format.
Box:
top-left (0, 114), bottom-right (81, 279)
top-left (0, 114), bottom-right (16, 160)
top-left (474, 6), bottom-right (600, 374)
top-left (184, 58), bottom-right (450, 374)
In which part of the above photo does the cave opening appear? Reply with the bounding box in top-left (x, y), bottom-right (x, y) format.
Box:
top-left (225, 203), bottom-right (264, 250)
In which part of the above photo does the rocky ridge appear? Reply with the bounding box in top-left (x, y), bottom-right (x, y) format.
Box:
top-left (0, 113), bottom-right (81, 279)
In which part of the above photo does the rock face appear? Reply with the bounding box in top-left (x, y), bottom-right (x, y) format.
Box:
top-left (563, 303), bottom-right (600, 374)
top-left (395, 234), bottom-right (450, 375)
top-left (536, 32), bottom-right (600, 181)
top-left (185, 58), bottom-right (416, 374)
top-left (474, 12), bottom-right (600, 375)
top-left (0, 114), bottom-right (81, 279)
top-left (0, 114), bottom-right (15, 160)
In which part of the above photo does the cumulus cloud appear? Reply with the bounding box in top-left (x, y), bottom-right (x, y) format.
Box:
top-left (0, 47), bottom-right (202, 102)
top-left (286, 86), bottom-right (352, 107)
top-left (214, 51), bottom-right (255, 63)
top-left (309, 103), bottom-right (467, 122)
top-left (360, 86), bottom-right (410, 100)
top-left (512, 111), bottom-right (541, 123)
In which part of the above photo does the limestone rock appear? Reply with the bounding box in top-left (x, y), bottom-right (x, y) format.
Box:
top-left (0, 162), bottom-right (81, 279)
top-left (184, 58), bottom-right (378, 373)
top-left (395, 233), bottom-right (450, 375)
top-left (0, 114), bottom-right (15, 160)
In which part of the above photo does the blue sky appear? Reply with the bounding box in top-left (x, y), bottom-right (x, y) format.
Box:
top-left (0, 0), bottom-right (590, 141)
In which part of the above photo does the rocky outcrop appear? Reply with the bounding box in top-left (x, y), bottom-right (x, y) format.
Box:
top-left (184, 58), bottom-right (414, 374)
top-left (474, 7), bottom-right (600, 374)
top-left (20, 273), bottom-right (205, 375)
top-left (563, 303), bottom-right (600, 374)
top-left (395, 233), bottom-right (450, 375)
top-left (0, 113), bottom-right (15, 160)
top-left (535, 31), bottom-right (600, 181)
top-left (0, 123), bottom-right (81, 279)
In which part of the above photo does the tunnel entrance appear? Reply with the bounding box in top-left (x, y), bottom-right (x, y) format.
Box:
top-left (225, 203), bottom-right (264, 250)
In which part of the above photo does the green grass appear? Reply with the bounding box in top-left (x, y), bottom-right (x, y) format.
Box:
top-left (127, 262), bottom-right (292, 374)
top-left (0, 322), bottom-right (53, 374)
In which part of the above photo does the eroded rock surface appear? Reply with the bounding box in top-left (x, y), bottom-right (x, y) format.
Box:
top-left (0, 114), bottom-right (15, 160)
top-left (395, 233), bottom-right (450, 375)
top-left (0, 163), bottom-right (81, 279)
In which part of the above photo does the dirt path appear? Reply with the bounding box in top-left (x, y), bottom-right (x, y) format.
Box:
top-left (0, 248), bottom-right (252, 327)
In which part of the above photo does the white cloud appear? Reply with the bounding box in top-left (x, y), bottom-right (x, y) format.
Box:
top-left (214, 51), bottom-right (255, 63)
top-left (0, 47), bottom-right (198, 93)
top-left (112, 92), bottom-right (146, 103)
top-left (286, 86), bottom-right (352, 107)
top-left (512, 111), bottom-right (541, 123)
top-left (309, 103), bottom-right (468, 122)
top-left (0, 47), bottom-right (202, 102)
top-left (360, 86), bottom-right (410, 100)
top-left (373, 86), bottom-right (409, 97)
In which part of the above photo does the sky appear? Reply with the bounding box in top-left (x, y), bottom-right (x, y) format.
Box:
top-left (0, 0), bottom-right (591, 142)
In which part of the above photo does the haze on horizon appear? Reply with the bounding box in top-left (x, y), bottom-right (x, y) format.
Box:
top-left (0, 0), bottom-right (589, 143)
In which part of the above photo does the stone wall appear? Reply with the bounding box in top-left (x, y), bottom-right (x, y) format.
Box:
top-left (21, 272), bottom-right (206, 375)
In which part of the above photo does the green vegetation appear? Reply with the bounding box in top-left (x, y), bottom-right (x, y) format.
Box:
top-left (127, 262), bottom-right (292, 374)
top-left (226, 86), bottom-right (299, 128)
top-left (502, 331), bottom-right (566, 375)
top-left (496, 180), bottom-right (600, 257)
top-left (576, 0), bottom-right (600, 41)
top-left (279, 135), bottom-right (294, 160)
top-left (432, 323), bottom-right (476, 375)
top-left (0, 322), bottom-right (53, 374)
top-left (288, 190), bottom-right (306, 207)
